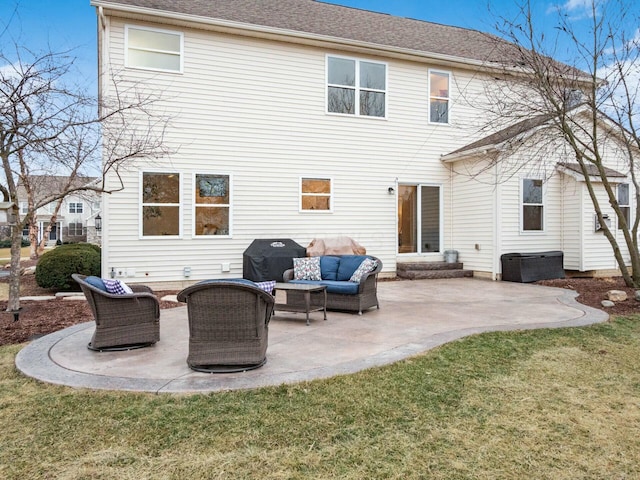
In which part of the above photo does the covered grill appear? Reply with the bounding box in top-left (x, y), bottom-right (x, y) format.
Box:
top-left (243, 239), bottom-right (306, 282)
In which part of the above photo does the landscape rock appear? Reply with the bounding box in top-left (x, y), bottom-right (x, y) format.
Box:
top-left (635, 290), bottom-right (640, 302)
top-left (22, 266), bottom-right (36, 275)
top-left (606, 290), bottom-right (628, 302)
top-left (601, 300), bottom-right (615, 308)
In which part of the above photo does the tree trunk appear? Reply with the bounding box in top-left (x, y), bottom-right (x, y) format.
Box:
top-left (29, 222), bottom-right (39, 260)
top-left (7, 225), bottom-right (22, 313)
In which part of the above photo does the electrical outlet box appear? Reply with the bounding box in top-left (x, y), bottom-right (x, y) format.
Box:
top-left (221, 262), bottom-right (231, 272)
top-left (126, 268), bottom-right (136, 277)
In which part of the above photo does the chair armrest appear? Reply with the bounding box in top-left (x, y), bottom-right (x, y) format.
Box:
top-left (283, 269), bottom-right (294, 282)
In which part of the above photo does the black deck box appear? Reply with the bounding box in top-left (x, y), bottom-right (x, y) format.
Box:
top-left (243, 239), bottom-right (306, 282)
top-left (500, 251), bottom-right (565, 283)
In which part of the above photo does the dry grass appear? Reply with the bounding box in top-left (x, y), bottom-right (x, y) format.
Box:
top-left (1, 317), bottom-right (640, 479)
top-left (0, 246), bottom-right (33, 265)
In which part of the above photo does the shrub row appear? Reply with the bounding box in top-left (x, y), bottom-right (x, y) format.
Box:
top-left (35, 243), bottom-right (101, 290)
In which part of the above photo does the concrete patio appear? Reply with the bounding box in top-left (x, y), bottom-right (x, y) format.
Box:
top-left (15, 278), bottom-right (607, 394)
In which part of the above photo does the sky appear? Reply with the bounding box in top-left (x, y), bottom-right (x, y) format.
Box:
top-left (0, 0), bottom-right (637, 95)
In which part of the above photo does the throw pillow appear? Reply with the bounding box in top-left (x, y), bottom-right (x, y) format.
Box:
top-left (84, 276), bottom-right (107, 292)
top-left (103, 279), bottom-right (134, 295)
top-left (293, 257), bottom-right (322, 281)
top-left (255, 280), bottom-right (276, 294)
top-left (349, 258), bottom-right (378, 283)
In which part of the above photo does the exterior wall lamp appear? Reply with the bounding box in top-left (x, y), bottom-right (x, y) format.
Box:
top-left (388, 187), bottom-right (395, 195)
top-left (0, 202), bottom-right (18, 225)
top-left (95, 214), bottom-right (102, 231)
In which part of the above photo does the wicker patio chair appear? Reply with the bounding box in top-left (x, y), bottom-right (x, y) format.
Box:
top-left (177, 280), bottom-right (274, 373)
top-left (72, 274), bottom-right (160, 351)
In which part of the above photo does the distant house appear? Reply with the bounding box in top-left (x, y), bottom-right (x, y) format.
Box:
top-left (17, 176), bottom-right (101, 245)
top-left (91, 0), bottom-right (635, 286)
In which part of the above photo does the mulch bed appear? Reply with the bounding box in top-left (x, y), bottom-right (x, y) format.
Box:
top-left (1, 262), bottom-right (640, 346)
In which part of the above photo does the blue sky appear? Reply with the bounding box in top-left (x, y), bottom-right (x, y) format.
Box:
top-left (0, 0), bottom-right (631, 90)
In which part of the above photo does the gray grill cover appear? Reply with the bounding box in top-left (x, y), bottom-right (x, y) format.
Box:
top-left (243, 239), bottom-right (306, 282)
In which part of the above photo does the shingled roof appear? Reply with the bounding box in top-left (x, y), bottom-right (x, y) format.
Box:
top-left (441, 113), bottom-right (558, 161)
top-left (94, 0), bottom-right (519, 66)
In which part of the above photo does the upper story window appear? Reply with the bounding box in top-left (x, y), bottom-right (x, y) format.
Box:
top-left (301, 178), bottom-right (332, 212)
top-left (141, 172), bottom-right (181, 237)
top-left (194, 174), bottom-right (231, 236)
top-left (522, 178), bottom-right (544, 231)
top-left (327, 56), bottom-right (386, 118)
top-left (125, 25), bottom-right (183, 73)
top-left (69, 202), bottom-right (83, 214)
top-left (429, 70), bottom-right (450, 124)
top-left (618, 183), bottom-right (630, 229)
top-left (19, 202), bottom-right (28, 215)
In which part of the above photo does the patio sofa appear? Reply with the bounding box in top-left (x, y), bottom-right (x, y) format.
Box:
top-left (283, 255), bottom-right (382, 314)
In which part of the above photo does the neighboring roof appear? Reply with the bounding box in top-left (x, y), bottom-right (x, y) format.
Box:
top-left (93, 0), bottom-right (522, 67)
top-left (557, 162), bottom-right (627, 181)
top-left (16, 175), bottom-right (99, 203)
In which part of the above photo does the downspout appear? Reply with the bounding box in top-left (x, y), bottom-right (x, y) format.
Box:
top-left (97, 5), bottom-right (109, 277)
top-left (449, 162), bottom-right (453, 254)
top-left (493, 157), bottom-right (501, 281)
top-left (579, 181), bottom-right (585, 272)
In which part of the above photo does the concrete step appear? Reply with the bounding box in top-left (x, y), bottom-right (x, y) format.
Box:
top-left (397, 261), bottom-right (463, 271)
top-left (397, 261), bottom-right (473, 280)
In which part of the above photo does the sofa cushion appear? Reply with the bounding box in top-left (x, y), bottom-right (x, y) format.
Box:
top-left (319, 280), bottom-right (360, 295)
top-left (336, 255), bottom-right (369, 281)
top-left (349, 258), bottom-right (378, 283)
top-left (288, 279), bottom-right (360, 295)
top-left (320, 255), bottom-right (340, 281)
top-left (84, 276), bottom-right (107, 292)
top-left (293, 257), bottom-right (321, 281)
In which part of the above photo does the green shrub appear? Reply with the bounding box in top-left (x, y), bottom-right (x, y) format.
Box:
top-left (35, 243), bottom-right (102, 290)
top-left (0, 239), bottom-right (30, 248)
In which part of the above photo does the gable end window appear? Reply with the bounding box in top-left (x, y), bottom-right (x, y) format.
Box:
top-left (141, 172), bottom-right (181, 237)
top-left (125, 25), bottom-right (183, 73)
top-left (522, 178), bottom-right (544, 231)
top-left (327, 56), bottom-right (386, 118)
top-left (301, 178), bottom-right (332, 212)
top-left (194, 174), bottom-right (231, 236)
top-left (69, 202), bottom-right (83, 214)
top-left (618, 183), bottom-right (630, 229)
top-left (429, 70), bottom-right (450, 124)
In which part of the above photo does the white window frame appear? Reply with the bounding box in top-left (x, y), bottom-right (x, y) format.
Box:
top-left (192, 173), bottom-right (233, 238)
top-left (300, 177), bottom-right (333, 213)
top-left (618, 182), bottom-right (631, 230)
top-left (19, 202), bottom-right (28, 215)
top-left (428, 69), bottom-right (451, 125)
top-left (520, 177), bottom-right (545, 233)
top-left (68, 202), bottom-right (84, 214)
top-left (326, 55), bottom-right (387, 119)
top-left (125, 25), bottom-right (184, 74)
top-left (139, 171), bottom-right (182, 239)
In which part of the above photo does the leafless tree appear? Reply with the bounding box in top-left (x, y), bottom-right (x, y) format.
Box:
top-left (0, 42), bottom-right (171, 314)
top-left (481, 0), bottom-right (640, 286)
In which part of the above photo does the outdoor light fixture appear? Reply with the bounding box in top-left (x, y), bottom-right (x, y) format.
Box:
top-left (388, 187), bottom-right (395, 195)
top-left (95, 214), bottom-right (102, 231)
top-left (0, 202), bottom-right (17, 225)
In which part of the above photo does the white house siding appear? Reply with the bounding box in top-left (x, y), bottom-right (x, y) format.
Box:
top-left (449, 157), bottom-right (497, 276)
top-left (101, 17), bottom-right (499, 285)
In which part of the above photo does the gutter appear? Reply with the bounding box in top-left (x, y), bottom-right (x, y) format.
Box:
top-left (90, 0), bottom-right (539, 75)
top-left (441, 146), bottom-right (497, 163)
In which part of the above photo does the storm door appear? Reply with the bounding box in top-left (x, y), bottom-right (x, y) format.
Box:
top-left (397, 185), bottom-right (441, 254)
